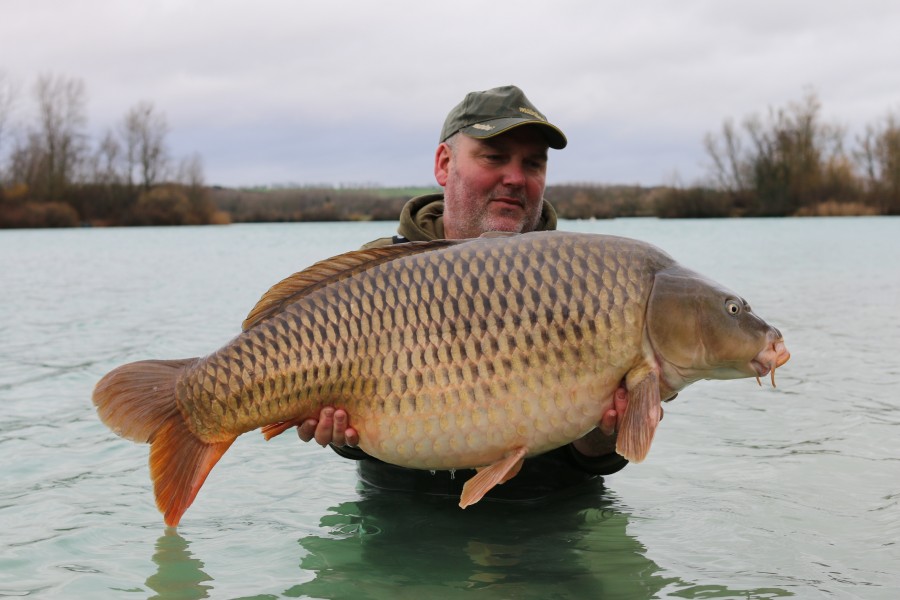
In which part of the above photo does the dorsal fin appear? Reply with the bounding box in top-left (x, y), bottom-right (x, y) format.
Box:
top-left (241, 239), bottom-right (462, 331)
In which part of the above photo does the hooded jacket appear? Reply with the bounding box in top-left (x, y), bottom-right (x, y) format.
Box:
top-left (361, 193), bottom-right (558, 248)
top-left (333, 194), bottom-right (628, 500)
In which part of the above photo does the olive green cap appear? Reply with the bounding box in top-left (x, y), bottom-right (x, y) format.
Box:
top-left (439, 85), bottom-right (567, 149)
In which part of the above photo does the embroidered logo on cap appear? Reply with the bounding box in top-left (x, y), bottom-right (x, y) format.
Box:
top-left (519, 107), bottom-right (546, 121)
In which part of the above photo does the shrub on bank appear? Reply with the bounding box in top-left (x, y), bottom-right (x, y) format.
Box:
top-left (0, 200), bottom-right (80, 228)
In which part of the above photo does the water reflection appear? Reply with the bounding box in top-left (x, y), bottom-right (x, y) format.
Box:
top-left (140, 483), bottom-right (794, 598)
top-left (145, 529), bottom-right (212, 600)
top-left (290, 483), bottom-right (675, 599)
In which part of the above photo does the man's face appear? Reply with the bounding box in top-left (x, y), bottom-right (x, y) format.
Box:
top-left (435, 127), bottom-right (549, 240)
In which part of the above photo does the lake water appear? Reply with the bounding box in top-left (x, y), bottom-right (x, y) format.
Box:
top-left (1, 217), bottom-right (898, 599)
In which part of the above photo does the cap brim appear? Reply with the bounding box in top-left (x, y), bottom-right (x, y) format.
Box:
top-left (460, 118), bottom-right (568, 149)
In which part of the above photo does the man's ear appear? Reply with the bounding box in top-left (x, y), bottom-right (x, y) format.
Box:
top-left (434, 143), bottom-right (451, 186)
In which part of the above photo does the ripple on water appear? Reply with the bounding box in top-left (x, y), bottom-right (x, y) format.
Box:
top-left (2, 219), bottom-right (899, 598)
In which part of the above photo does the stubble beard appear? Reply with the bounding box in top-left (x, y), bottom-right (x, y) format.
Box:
top-left (446, 176), bottom-right (541, 239)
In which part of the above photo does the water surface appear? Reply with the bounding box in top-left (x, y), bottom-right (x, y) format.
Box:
top-left (1, 218), bottom-right (898, 598)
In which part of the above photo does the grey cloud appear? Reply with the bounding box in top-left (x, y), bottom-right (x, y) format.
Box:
top-left (3, 0), bottom-right (900, 187)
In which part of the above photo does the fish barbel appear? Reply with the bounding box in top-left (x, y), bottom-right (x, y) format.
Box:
top-left (93, 231), bottom-right (790, 526)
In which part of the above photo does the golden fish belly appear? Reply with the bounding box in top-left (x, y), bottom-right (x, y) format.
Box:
top-left (175, 233), bottom-right (666, 463)
top-left (355, 371), bottom-right (624, 469)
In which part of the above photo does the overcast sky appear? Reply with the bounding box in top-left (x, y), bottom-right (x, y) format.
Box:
top-left (2, 0), bottom-right (899, 188)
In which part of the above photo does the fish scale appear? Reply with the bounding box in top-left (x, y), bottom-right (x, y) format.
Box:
top-left (174, 233), bottom-right (655, 466)
top-left (94, 231), bottom-right (790, 525)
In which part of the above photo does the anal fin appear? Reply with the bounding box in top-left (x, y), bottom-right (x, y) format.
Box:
top-left (459, 447), bottom-right (527, 509)
top-left (261, 418), bottom-right (306, 441)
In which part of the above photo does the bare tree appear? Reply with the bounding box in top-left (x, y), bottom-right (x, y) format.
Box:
top-left (93, 129), bottom-right (123, 186)
top-left (0, 72), bottom-right (20, 185)
top-left (704, 118), bottom-right (747, 193)
top-left (7, 133), bottom-right (40, 189)
top-left (32, 74), bottom-right (88, 200)
top-left (0, 74), bottom-right (15, 148)
top-left (176, 152), bottom-right (204, 187)
top-left (856, 111), bottom-right (900, 214)
top-left (121, 101), bottom-right (169, 190)
top-left (856, 125), bottom-right (879, 185)
top-left (705, 91), bottom-right (850, 215)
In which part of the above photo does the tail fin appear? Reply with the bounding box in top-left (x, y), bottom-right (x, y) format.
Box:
top-left (93, 359), bottom-right (236, 527)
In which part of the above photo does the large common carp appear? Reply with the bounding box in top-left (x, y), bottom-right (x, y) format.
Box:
top-left (94, 231), bottom-right (789, 526)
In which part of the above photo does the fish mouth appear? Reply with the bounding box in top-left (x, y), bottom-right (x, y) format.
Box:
top-left (751, 338), bottom-right (791, 387)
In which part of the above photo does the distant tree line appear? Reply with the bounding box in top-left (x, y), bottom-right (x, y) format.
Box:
top-left (2, 76), bottom-right (898, 228)
top-left (211, 186), bottom-right (410, 223)
top-left (0, 72), bottom-right (216, 227)
top-left (658, 91), bottom-right (900, 217)
top-left (206, 92), bottom-right (900, 221)
top-left (546, 184), bottom-right (665, 219)
top-left (201, 184), bottom-right (667, 223)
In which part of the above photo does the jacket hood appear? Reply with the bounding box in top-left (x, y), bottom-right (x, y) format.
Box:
top-left (397, 193), bottom-right (558, 242)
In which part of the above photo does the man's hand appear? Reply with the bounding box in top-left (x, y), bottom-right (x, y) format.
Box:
top-left (571, 386), bottom-right (664, 458)
top-left (598, 386), bottom-right (629, 438)
top-left (297, 407), bottom-right (359, 447)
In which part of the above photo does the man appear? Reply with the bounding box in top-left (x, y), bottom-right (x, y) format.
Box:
top-left (298, 85), bottom-right (636, 500)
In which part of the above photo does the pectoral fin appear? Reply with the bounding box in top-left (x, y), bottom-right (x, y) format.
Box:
top-left (616, 369), bottom-right (662, 463)
top-left (459, 447), bottom-right (527, 509)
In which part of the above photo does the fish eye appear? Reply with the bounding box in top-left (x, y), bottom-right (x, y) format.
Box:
top-left (725, 300), bottom-right (742, 315)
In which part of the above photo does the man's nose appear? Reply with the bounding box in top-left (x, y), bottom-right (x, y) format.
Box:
top-left (501, 161), bottom-right (526, 187)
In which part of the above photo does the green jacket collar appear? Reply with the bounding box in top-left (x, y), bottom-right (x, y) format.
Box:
top-left (397, 193), bottom-right (558, 242)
